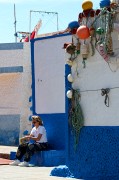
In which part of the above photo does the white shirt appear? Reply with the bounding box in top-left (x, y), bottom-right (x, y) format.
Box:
top-left (30, 125), bottom-right (48, 143)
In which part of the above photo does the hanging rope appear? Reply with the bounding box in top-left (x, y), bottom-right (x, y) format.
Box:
top-left (90, 35), bottom-right (95, 56)
top-left (69, 89), bottom-right (84, 150)
top-left (101, 88), bottom-right (110, 107)
top-left (107, 58), bottom-right (118, 72)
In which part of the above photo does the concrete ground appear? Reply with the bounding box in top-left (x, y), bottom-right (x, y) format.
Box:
top-left (0, 146), bottom-right (80, 180)
top-left (0, 165), bottom-right (80, 180)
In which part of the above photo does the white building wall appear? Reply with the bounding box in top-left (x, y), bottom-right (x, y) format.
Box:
top-left (0, 49), bottom-right (24, 67)
top-left (0, 73), bottom-right (22, 115)
top-left (19, 43), bottom-right (32, 137)
top-left (33, 35), bottom-right (72, 114)
top-left (0, 42), bottom-right (32, 144)
top-left (70, 31), bottom-right (119, 126)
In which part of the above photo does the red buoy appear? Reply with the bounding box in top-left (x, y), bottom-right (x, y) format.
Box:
top-left (76, 25), bottom-right (90, 39)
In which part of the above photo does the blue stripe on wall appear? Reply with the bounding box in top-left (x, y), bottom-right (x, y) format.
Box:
top-left (0, 43), bottom-right (23, 50)
top-left (31, 33), bottom-right (71, 43)
top-left (65, 64), bottom-right (72, 165)
top-left (0, 114), bottom-right (20, 146)
top-left (67, 126), bottom-right (119, 179)
top-left (0, 66), bottom-right (23, 73)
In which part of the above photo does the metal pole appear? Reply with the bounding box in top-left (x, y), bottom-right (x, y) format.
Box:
top-left (56, 13), bottom-right (59, 31)
top-left (29, 10), bottom-right (32, 41)
top-left (14, 4), bottom-right (17, 43)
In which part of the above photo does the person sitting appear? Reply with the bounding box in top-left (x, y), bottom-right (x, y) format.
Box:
top-left (9, 115), bottom-right (48, 167)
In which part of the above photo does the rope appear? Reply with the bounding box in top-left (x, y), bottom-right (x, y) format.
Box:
top-left (101, 88), bottom-right (110, 107)
top-left (90, 36), bottom-right (95, 56)
top-left (82, 58), bottom-right (86, 68)
top-left (107, 59), bottom-right (118, 72)
top-left (69, 89), bottom-right (84, 150)
top-left (79, 86), bottom-right (119, 93)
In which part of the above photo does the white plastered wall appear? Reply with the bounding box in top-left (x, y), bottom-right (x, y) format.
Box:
top-left (19, 43), bottom-right (32, 137)
top-left (0, 43), bottom-right (32, 137)
top-left (34, 35), bottom-right (72, 114)
top-left (71, 31), bottom-right (119, 126)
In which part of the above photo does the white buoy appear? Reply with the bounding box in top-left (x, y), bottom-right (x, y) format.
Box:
top-left (66, 90), bottom-right (73, 98)
top-left (67, 74), bottom-right (73, 82)
top-left (66, 60), bottom-right (73, 66)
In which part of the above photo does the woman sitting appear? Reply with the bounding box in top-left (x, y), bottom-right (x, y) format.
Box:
top-left (9, 115), bottom-right (48, 167)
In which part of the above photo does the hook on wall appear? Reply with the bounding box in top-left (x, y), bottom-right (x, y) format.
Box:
top-left (101, 88), bottom-right (110, 107)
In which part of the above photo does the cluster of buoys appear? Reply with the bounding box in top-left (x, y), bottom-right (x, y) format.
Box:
top-left (66, 73), bottom-right (74, 99)
top-left (76, 0), bottom-right (95, 40)
top-left (66, 0), bottom-right (119, 40)
top-left (65, 0), bottom-right (117, 99)
top-left (76, 1), bottom-right (93, 63)
top-left (78, 9), bottom-right (100, 21)
top-left (64, 0), bottom-right (119, 76)
top-left (78, 0), bottom-right (100, 24)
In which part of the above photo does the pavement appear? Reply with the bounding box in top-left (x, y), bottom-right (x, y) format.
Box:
top-left (0, 146), bottom-right (80, 180)
top-left (0, 166), bottom-right (79, 180)
top-left (0, 158), bottom-right (12, 165)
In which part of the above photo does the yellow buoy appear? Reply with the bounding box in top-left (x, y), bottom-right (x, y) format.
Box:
top-left (82, 0), bottom-right (93, 11)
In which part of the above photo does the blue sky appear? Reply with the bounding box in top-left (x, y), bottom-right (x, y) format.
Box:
top-left (0, 0), bottom-right (100, 43)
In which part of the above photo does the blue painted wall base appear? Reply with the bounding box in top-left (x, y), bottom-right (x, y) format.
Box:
top-left (67, 126), bottom-right (119, 179)
top-left (10, 150), bottom-right (65, 167)
top-left (0, 115), bottom-right (20, 146)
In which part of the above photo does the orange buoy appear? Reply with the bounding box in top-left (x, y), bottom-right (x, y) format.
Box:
top-left (76, 25), bottom-right (90, 39)
top-left (82, 0), bottom-right (93, 11)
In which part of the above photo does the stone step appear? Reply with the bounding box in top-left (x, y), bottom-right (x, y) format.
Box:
top-left (10, 150), bottom-right (66, 167)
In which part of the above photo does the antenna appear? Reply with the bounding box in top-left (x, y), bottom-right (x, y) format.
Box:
top-left (14, 4), bottom-right (17, 43)
top-left (29, 10), bottom-right (59, 35)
